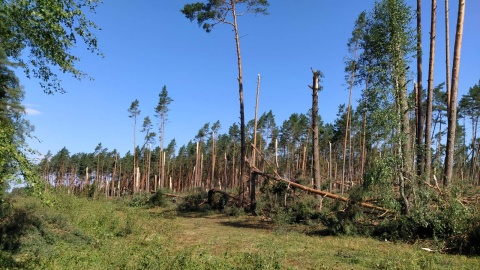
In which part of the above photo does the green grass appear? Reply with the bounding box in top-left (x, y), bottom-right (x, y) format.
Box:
top-left (1, 192), bottom-right (480, 269)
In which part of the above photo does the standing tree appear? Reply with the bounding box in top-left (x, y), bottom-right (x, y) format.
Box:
top-left (141, 116), bottom-right (156, 192)
top-left (181, 0), bottom-right (269, 203)
top-left (155, 85), bottom-right (173, 189)
top-left (128, 99), bottom-right (140, 192)
top-left (211, 120), bottom-right (221, 189)
top-left (443, 0), bottom-right (465, 186)
top-left (343, 11), bottom-right (366, 193)
top-left (416, 0), bottom-right (425, 176)
top-left (424, 0), bottom-right (437, 182)
top-left (357, 0), bottom-right (416, 214)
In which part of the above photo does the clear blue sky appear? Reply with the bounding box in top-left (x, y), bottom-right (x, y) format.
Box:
top-left (20, 0), bottom-right (480, 160)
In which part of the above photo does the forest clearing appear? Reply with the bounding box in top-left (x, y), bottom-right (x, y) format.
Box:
top-left (2, 190), bottom-right (480, 269)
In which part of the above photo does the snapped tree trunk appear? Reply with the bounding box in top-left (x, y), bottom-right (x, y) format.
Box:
top-left (310, 69), bottom-right (323, 209)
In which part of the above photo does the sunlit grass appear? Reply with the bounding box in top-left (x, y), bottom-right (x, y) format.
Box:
top-left (2, 192), bottom-right (480, 269)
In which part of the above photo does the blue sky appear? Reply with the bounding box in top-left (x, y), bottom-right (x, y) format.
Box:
top-left (21, 0), bottom-right (480, 160)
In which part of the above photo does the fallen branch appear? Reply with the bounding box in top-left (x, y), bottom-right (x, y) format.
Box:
top-left (251, 168), bottom-right (394, 214)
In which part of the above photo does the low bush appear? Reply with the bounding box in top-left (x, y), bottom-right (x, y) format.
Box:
top-left (177, 189), bottom-right (210, 212)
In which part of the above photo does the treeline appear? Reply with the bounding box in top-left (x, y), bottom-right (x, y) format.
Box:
top-left (37, 77), bottom-right (480, 197)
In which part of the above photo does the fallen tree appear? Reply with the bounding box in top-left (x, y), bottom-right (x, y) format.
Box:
top-left (251, 168), bottom-right (394, 214)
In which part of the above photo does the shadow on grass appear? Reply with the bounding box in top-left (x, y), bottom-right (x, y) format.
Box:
top-left (218, 219), bottom-right (273, 231)
top-left (306, 228), bottom-right (333, 236)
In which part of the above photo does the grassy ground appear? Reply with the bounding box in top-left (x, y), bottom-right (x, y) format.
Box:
top-left (2, 192), bottom-right (480, 269)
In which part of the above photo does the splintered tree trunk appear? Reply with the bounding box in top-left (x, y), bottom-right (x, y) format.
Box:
top-left (250, 74), bottom-right (261, 206)
top-left (252, 74), bottom-right (261, 167)
top-left (425, 0), bottom-right (437, 182)
top-left (311, 69), bottom-right (323, 209)
top-left (444, 0), bottom-right (465, 186)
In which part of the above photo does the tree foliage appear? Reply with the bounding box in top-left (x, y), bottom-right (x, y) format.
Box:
top-left (0, 0), bottom-right (102, 94)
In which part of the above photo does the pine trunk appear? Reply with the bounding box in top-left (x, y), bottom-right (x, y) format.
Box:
top-left (443, 0), bottom-right (465, 186)
top-left (311, 70), bottom-right (323, 209)
top-left (425, 0), bottom-right (437, 182)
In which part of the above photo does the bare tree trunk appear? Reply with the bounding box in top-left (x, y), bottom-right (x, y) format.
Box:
top-left (425, 0), bottom-right (437, 183)
top-left (443, 0), bottom-right (465, 186)
top-left (343, 42), bottom-right (358, 193)
top-left (211, 131), bottom-right (215, 189)
top-left (445, 0), bottom-right (451, 116)
top-left (310, 69), bottom-right (323, 209)
top-left (230, 0), bottom-right (246, 205)
top-left (416, 0), bottom-right (425, 176)
top-left (133, 118), bottom-right (137, 193)
top-left (250, 74), bottom-right (261, 206)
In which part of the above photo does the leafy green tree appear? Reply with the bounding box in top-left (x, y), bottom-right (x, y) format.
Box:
top-left (181, 0), bottom-right (269, 201)
top-left (356, 0), bottom-right (416, 213)
top-left (1, 0), bottom-right (101, 201)
top-left (0, 50), bottom-right (40, 200)
top-left (0, 0), bottom-right (102, 94)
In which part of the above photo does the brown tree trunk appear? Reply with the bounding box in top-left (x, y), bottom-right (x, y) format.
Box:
top-left (343, 42), bottom-right (358, 194)
top-left (310, 69), bottom-right (323, 209)
top-left (230, 0), bottom-right (246, 205)
top-left (443, 0), bottom-right (465, 186)
top-left (425, 0), bottom-right (437, 183)
top-left (445, 0), bottom-right (452, 116)
top-left (416, 0), bottom-right (425, 176)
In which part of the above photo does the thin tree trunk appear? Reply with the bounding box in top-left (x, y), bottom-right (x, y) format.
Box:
top-left (425, 0), bottom-right (437, 183)
top-left (250, 74), bottom-right (261, 205)
top-left (443, 0), bottom-right (465, 186)
top-left (343, 42), bottom-right (358, 193)
top-left (445, 0), bottom-right (451, 116)
top-left (416, 0), bottom-right (425, 176)
top-left (230, 0), bottom-right (246, 205)
top-left (211, 131), bottom-right (215, 189)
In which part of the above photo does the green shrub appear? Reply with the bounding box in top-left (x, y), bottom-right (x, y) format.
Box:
top-left (148, 190), bottom-right (168, 207)
top-left (177, 189), bottom-right (210, 212)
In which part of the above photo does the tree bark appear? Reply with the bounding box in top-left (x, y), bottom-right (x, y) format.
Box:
top-left (443, 0), bottom-right (465, 186)
top-left (445, 0), bottom-right (451, 117)
top-left (343, 43), bottom-right (358, 194)
top-left (230, 0), bottom-right (246, 206)
top-left (416, 0), bottom-right (425, 176)
top-left (425, 0), bottom-right (437, 183)
top-left (250, 74), bottom-right (261, 206)
top-left (310, 69), bottom-right (323, 209)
